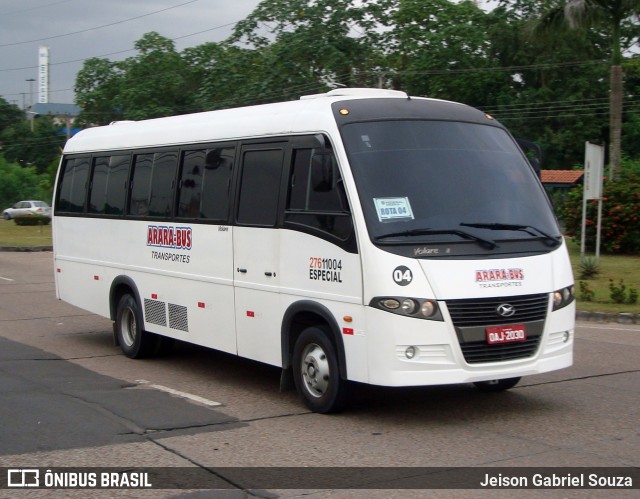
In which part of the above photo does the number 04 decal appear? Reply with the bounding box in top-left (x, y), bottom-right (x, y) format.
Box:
top-left (392, 266), bottom-right (413, 286)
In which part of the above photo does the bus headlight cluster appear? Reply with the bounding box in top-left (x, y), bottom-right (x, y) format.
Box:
top-left (552, 285), bottom-right (575, 310)
top-left (372, 297), bottom-right (443, 321)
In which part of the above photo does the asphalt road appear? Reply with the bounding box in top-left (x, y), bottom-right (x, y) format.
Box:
top-left (0, 251), bottom-right (638, 498)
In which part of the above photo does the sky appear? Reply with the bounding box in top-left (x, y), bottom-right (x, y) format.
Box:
top-left (0, 0), bottom-right (262, 106)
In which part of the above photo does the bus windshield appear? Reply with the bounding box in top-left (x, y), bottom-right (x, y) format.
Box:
top-left (341, 120), bottom-right (561, 251)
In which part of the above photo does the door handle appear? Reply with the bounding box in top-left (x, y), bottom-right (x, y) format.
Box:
top-left (237, 268), bottom-right (247, 273)
top-left (264, 272), bottom-right (276, 277)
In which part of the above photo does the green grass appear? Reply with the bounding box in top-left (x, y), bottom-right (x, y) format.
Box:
top-left (0, 218), bottom-right (52, 247)
top-left (0, 219), bottom-right (637, 313)
top-left (566, 239), bottom-right (640, 314)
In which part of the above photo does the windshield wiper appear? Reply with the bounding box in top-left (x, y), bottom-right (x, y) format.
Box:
top-left (374, 228), bottom-right (498, 249)
top-left (459, 222), bottom-right (562, 246)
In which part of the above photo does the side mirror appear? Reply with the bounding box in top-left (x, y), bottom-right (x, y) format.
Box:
top-left (529, 157), bottom-right (541, 177)
top-left (516, 138), bottom-right (543, 179)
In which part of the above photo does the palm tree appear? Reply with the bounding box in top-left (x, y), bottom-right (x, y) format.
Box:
top-left (535, 0), bottom-right (640, 180)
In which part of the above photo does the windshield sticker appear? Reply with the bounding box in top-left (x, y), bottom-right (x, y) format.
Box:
top-left (374, 197), bottom-right (414, 222)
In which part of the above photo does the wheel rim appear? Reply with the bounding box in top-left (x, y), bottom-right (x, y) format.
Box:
top-left (120, 306), bottom-right (137, 347)
top-left (300, 342), bottom-right (330, 398)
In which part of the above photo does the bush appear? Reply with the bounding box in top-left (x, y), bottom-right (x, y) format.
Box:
top-left (558, 167), bottom-right (640, 254)
top-left (608, 279), bottom-right (638, 305)
top-left (14, 215), bottom-right (51, 226)
top-left (578, 281), bottom-right (595, 302)
top-left (578, 256), bottom-right (600, 280)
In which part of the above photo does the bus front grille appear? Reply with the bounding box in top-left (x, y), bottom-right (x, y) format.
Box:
top-left (445, 294), bottom-right (548, 364)
top-left (446, 293), bottom-right (548, 328)
top-left (459, 337), bottom-right (541, 363)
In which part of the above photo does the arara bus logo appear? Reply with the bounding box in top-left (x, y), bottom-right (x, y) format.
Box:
top-left (147, 225), bottom-right (192, 250)
top-left (476, 268), bottom-right (524, 282)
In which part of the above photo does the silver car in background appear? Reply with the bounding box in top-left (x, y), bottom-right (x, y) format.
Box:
top-left (2, 200), bottom-right (52, 220)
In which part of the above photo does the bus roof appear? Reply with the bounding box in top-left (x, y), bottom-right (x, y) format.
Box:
top-left (62, 88), bottom-right (486, 154)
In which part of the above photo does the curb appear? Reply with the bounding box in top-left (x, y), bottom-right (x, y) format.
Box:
top-left (575, 310), bottom-right (638, 324)
top-left (0, 246), bottom-right (53, 252)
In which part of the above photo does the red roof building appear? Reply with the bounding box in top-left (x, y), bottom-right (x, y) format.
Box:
top-left (541, 170), bottom-right (584, 189)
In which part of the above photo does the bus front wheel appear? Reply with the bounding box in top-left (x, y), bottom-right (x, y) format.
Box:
top-left (292, 327), bottom-right (350, 413)
top-left (115, 294), bottom-right (156, 359)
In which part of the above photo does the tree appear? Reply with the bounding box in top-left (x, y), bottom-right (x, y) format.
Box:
top-left (377, 0), bottom-right (514, 108)
top-left (488, 1), bottom-right (610, 168)
top-left (0, 97), bottom-right (23, 134)
top-left (117, 32), bottom-right (195, 120)
top-left (0, 156), bottom-right (50, 209)
top-left (534, 0), bottom-right (640, 179)
top-left (230, 0), bottom-right (380, 96)
top-left (0, 117), bottom-right (64, 173)
top-left (75, 32), bottom-right (197, 123)
top-left (75, 57), bottom-right (123, 126)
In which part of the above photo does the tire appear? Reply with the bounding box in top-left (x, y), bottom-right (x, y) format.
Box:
top-left (115, 294), bottom-right (157, 359)
top-left (3, 213), bottom-right (10, 220)
top-left (292, 327), bottom-right (351, 413)
top-left (473, 377), bottom-right (521, 393)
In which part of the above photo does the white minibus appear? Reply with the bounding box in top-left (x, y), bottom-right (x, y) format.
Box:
top-left (53, 88), bottom-right (574, 413)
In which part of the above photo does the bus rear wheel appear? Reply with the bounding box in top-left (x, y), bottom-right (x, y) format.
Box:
top-left (473, 377), bottom-right (521, 392)
top-left (292, 327), bottom-right (350, 413)
top-left (115, 294), bottom-right (156, 359)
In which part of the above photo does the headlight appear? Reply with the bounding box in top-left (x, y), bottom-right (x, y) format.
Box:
top-left (401, 299), bottom-right (418, 314)
top-left (372, 297), bottom-right (443, 321)
top-left (552, 285), bottom-right (575, 311)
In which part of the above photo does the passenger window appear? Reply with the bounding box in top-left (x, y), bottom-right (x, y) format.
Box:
top-left (288, 148), bottom-right (345, 212)
top-left (129, 154), bottom-right (153, 216)
top-left (129, 151), bottom-right (178, 217)
top-left (237, 148), bottom-right (284, 226)
top-left (148, 151), bottom-right (178, 217)
top-left (177, 147), bottom-right (234, 220)
top-left (285, 145), bottom-right (352, 241)
top-left (57, 157), bottom-right (90, 213)
top-left (89, 154), bottom-right (129, 215)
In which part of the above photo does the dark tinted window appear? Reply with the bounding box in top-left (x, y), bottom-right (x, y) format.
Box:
top-left (237, 148), bottom-right (284, 226)
top-left (89, 154), bottom-right (129, 215)
top-left (288, 149), bottom-right (345, 212)
top-left (285, 146), bottom-right (352, 240)
top-left (342, 121), bottom-right (560, 245)
top-left (57, 157), bottom-right (90, 213)
top-left (148, 151), bottom-right (178, 217)
top-left (177, 147), bottom-right (234, 220)
top-left (129, 151), bottom-right (178, 217)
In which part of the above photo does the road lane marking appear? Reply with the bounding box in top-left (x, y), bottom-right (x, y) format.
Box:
top-left (132, 380), bottom-right (221, 407)
top-left (0, 276), bottom-right (15, 282)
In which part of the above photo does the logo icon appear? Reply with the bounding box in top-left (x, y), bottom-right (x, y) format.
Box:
top-left (496, 303), bottom-right (516, 317)
top-left (8, 469), bottom-right (39, 487)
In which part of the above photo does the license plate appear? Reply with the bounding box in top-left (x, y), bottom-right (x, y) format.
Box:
top-left (486, 324), bottom-right (527, 345)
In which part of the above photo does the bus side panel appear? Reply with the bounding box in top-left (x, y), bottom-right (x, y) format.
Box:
top-left (279, 229), bottom-right (368, 383)
top-left (54, 218), bottom-right (237, 354)
top-left (54, 217), bottom-right (112, 318)
top-left (140, 222), bottom-right (236, 354)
